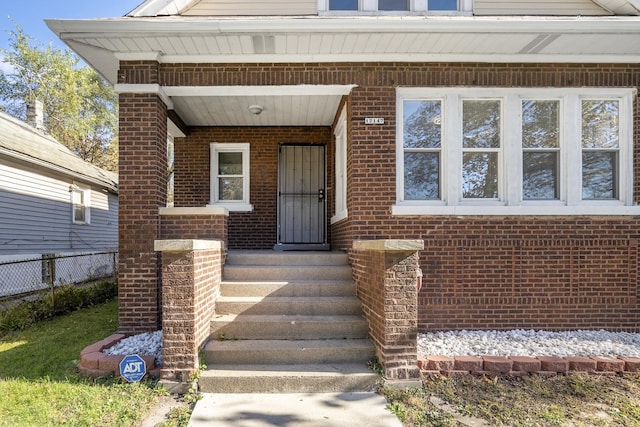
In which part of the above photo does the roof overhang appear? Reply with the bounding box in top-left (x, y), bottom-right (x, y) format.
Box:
top-left (46, 16), bottom-right (640, 84)
top-left (46, 15), bottom-right (640, 127)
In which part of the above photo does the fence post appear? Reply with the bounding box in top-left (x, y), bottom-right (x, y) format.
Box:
top-left (111, 252), bottom-right (117, 282)
top-left (43, 254), bottom-right (56, 305)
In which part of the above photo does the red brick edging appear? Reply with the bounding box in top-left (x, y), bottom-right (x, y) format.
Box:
top-left (79, 334), bottom-right (161, 378)
top-left (419, 355), bottom-right (640, 377)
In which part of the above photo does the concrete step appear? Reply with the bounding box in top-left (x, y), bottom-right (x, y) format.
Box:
top-left (204, 339), bottom-right (375, 365)
top-left (225, 251), bottom-right (349, 267)
top-left (223, 265), bottom-right (353, 281)
top-left (210, 314), bottom-right (370, 340)
top-left (220, 280), bottom-right (356, 297)
top-left (198, 364), bottom-right (379, 393)
top-left (215, 296), bottom-right (363, 316)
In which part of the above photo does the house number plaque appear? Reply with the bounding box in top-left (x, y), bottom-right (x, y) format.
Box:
top-left (364, 118), bottom-right (384, 124)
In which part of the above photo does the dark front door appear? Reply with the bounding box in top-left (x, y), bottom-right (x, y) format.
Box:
top-left (276, 144), bottom-right (328, 250)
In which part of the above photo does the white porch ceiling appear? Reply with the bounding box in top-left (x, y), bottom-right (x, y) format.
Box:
top-left (170, 94), bottom-right (342, 126)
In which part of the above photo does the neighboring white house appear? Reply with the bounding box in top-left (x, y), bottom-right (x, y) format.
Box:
top-left (0, 107), bottom-right (118, 296)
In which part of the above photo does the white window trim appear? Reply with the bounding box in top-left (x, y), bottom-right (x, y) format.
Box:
top-left (71, 184), bottom-right (91, 225)
top-left (318, 0), bottom-right (472, 14)
top-left (394, 87), bottom-right (638, 216)
top-left (331, 106), bottom-right (349, 223)
top-left (207, 143), bottom-right (253, 212)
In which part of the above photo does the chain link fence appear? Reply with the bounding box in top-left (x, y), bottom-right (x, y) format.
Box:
top-left (0, 252), bottom-right (118, 301)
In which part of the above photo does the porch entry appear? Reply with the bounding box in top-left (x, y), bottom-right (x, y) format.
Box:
top-left (276, 144), bottom-right (329, 250)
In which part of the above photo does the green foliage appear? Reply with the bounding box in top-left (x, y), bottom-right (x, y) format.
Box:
top-left (0, 24), bottom-right (118, 171)
top-left (382, 374), bottom-right (640, 427)
top-left (0, 301), bottom-right (162, 426)
top-left (0, 281), bottom-right (117, 335)
top-left (368, 356), bottom-right (385, 376)
top-left (160, 406), bottom-right (193, 427)
top-left (382, 387), bottom-right (458, 427)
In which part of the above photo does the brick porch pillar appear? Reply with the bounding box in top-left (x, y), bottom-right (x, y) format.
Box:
top-left (352, 239), bottom-right (424, 383)
top-left (118, 91), bottom-right (168, 333)
top-left (155, 239), bottom-right (224, 392)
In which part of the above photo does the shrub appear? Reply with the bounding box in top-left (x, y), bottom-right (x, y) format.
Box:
top-left (0, 281), bottom-right (117, 335)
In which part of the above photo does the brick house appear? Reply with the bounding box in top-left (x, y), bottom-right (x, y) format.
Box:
top-left (49, 0), bottom-right (640, 386)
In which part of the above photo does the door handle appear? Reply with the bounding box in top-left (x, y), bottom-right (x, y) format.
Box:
top-left (318, 189), bottom-right (325, 202)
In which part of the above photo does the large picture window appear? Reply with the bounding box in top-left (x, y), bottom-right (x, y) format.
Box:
top-left (209, 143), bottom-right (252, 211)
top-left (395, 88), bottom-right (635, 215)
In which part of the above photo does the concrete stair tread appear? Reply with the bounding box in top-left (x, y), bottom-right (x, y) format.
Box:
top-left (221, 280), bottom-right (355, 285)
top-left (225, 251), bottom-right (349, 266)
top-left (199, 363), bottom-right (379, 393)
top-left (212, 314), bottom-right (366, 322)
top-left (217, 296), bottom-right (359, 302)
top-left (206, 339), bottom-right (373, 351)
top-left (203, 363), bottom-right (375, 376)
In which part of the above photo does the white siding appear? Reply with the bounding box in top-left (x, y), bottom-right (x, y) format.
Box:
top-left (0, 159), bottom-right (117, 255)
top-left (474, 0), bottom-right (611, 15)
top-left (183, 0), bottom-right (317, 15)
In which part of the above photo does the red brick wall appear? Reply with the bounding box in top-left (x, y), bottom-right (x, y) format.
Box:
top-left (352, 248), bottom-right (421, 379)
top-left (174, 127), bottom-right (331, 249)
top-left (160, 247), bottom-right (222, 381)
top-left (122, 60), bottom-right (640, 332)
top-left (160, 214), bottom-right (228, 244)
top-left (118, 92), bottom-right (167, 333)
top-left (416, 218), bottom-right (639, 332)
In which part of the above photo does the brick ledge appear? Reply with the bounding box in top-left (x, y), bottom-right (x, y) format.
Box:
top-left (79, 333), bottom-right (161, 378)
top-left (419, 355), bottom-right (640, 377)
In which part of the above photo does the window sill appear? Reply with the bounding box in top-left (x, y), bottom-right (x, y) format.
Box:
top-left (391, 204), bottom-right (640, 216)
top-left (330, 209), bottom-right (349, 224)
top-left (206, 203), bottom-right (253, 212)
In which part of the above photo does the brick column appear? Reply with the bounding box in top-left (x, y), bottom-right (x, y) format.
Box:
top-left (118, 92), bottom-right (168, 333)
top-left (155, 239), bottom-right (224, 391)
top-left (352, 239), bottom-right (424, 382)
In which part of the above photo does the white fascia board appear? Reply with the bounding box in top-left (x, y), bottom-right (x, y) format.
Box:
top-left (114, 52), bottom-right (163, 62)
top-left (157, 53), bottom-right (640, 64)
top-left (46, 16), bottom-right (640, 36)
top-left (114, 84), bottom-right (174, 109)
top-left (163, 85), bottom-right (357, 97)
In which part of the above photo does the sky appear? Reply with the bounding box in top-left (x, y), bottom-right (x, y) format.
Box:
top-left (0, 0), bottom-right (142, 69)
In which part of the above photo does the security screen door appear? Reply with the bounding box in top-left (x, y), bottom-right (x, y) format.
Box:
top-left (276, 144), bottom-right (328, 250)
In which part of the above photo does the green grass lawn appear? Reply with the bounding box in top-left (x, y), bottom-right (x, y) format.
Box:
top-left (382, 373), bottom-right (640, 427)
top-left (0, 300), bottom-right (162, 427)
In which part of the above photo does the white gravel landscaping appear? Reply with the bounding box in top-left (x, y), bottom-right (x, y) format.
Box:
top-left (104, 329), bottom-right (640, 366)
top-left (418, 330), bottom-right (640, 358)
top-left (103, 330), bottom-right (163, 365)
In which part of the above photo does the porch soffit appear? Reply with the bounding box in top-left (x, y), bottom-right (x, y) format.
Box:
top-left (114, 84), bottom-right (355, 127)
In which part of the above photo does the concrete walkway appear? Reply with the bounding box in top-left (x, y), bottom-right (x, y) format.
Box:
top-left (188, 392), bottom-right (402, 427)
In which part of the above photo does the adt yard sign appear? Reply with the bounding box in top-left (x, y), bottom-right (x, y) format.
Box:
top-left (120, 355), bottom-right (146, 382)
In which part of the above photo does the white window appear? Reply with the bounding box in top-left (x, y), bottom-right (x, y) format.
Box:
top-left (394, 88), bottom-right (637, 216)
top-left (208, 143), bottom-right (252, 212)
top-left (332, 107), bottom-right (348, 223)
top-left (323, 0), bottom-right (471, 13)
top-left (71, 184), bottom-right (90, 224)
